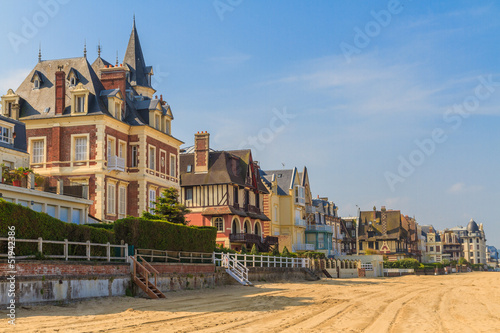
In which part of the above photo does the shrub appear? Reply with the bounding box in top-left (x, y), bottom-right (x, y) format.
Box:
top-left (271, 245), bottom-right (280, 257)
top-left (250, 244), bottom-right (258, 255)
top-left (113, 217), bottom-right (216, 253)
top-left (240, 245), bottom-right (248, 254)
top-left (0, 199), bottom-right (115, 257)
top-left (281, 246), bottom-right (290, 256)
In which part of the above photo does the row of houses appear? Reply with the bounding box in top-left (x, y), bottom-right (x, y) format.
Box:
top-left (0, 20), bottom-right (496, 266)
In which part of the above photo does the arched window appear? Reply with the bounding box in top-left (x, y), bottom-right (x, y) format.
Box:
top-left (231, 218), bottom-right (240, 234)
top-left (244, 220), bottom-right (251, 234)
top-left (212, 217), bottom-right (224, 232)
top-left (254, 221), bottom-right (262, 236)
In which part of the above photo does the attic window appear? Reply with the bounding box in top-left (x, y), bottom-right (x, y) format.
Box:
top-left (187, 165), bottom-right (192, 173)
top-left (277, 174), bottom-right (282, 178)
top-left (70, 77), bottom-right (76, 86)
top-left (34, 79), bottom-right (40, 89)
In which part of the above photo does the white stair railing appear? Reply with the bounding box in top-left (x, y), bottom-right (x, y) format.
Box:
top-left (221, 253), bottom-right (252, 286)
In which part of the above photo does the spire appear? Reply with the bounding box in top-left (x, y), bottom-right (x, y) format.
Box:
top-left (38, 43), bottom-right (42, 63)
top-left (83, 39), bottom-right (87, 58)
top-left (123, 16), bottom-right (151, 87)
top-left (116, 51), bottom-right (118, 66)
top-left (97, 41), bottom-right (101, 58)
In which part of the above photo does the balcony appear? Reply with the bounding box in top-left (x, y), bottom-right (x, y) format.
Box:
top-left (294, 243), bottom-right (315, 251)
top-left (294, 218), bottom-right (307, 228)
top-left (108, 155), bottom-right (125, 172)
top-left (229, 233), bottom-right (262, 244)
top-left (306, 224), bottom-right (334, 233)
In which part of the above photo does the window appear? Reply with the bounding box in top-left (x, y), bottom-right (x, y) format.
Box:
top-left (34, 79), bottom-right (40, 89)
top-left (107, 183), bottom-right (116, 215)
top-left (118, 142), bottom-right (126, 159)
top-left (187, 164), bottom-right (192, 173)
top-left (149, 189), bottom-right (156, 213)
top-left (155, 114), bottom-right (160, 130)
top-left (185, 187), bottom-right (193, 201)
top-left (165, 120), bottom-right (170, 134)
top-left (70, 77), bottom-right (76, 86)
top-left (119, 186), bottom-right (126, 216)
top-left (115, 103), bottom-right (121, 119)
top-left (213, 217), bottom-right (224, 232)
top-left (72, 209), bottom-right (81, 224)
top-left (436, 246), bottom-right (440, 252)
top-left (0, 126), bottom-right (12, 144)
top-left (46, 205), bottom-right (56, 218)
top-left (294, 185), bottom-right (305, 205)
top-left (131, 146), bottom-right (138, 167)
top-left (149, 146), bottom-right (155, 170)
top-left (169, 154), bottom-right (176, 177)
top-left (74, 137), bottom-right (87, 161)
top-left (477, 244), bottom-right (479, 250)
top-left (6, 102), bottom-right (12, 117)
top-left (107, 137), bottom-right (115, 159)
top-left (233, 186), bottom-right (239, 206)
top-left (59, 207), bottom-right (69, 222)
top-left (430, 246), bottom-right (434, 252)
top-left (32, 139), bottom-right (45, 164)
top-left (255, 193), bottom-right (260, 209)
top-left (76, 96), bottom-right (85, 113)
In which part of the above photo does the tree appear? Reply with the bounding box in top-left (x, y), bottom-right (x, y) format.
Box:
top-left (458, 257), bottom-right (469, 266)
top-left (250, 244), bottom-right (259, 255)
top-left (282, 246), bottom-right (290, 256)
top-left (272, 245), bottom-right (280, 257)
top-left (240, 245), bottom-right (248, 254)
top-left (142, 187), bottom-right (190, 225)
top-left (441, 259), bottom-right (450, 267)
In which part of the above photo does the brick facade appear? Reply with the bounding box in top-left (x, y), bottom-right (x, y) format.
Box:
top-left (0, 261), bottom-right (129, 277)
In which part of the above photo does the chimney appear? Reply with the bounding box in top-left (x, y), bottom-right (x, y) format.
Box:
top-left (194, 131), bottom-right (210, 174)
top-left (55, 70), bottom-right (66, 115)
top-left (100, 66), bottom-right (127, 97)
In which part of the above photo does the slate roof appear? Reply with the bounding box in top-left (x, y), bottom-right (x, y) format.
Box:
top-left (260, 169), bottom-right (294, 196)
top-left (180, 150), bottom-right (268, 194)
top-left (123, 19), bottom-right (151, 88)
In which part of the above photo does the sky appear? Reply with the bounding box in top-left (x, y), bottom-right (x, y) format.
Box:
top-left (0, 0), bottom-right (499, 248)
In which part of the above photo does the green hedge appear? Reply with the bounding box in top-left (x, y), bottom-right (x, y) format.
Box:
top-left (114, 217), bottom-right (216, 253)
top-left (383, 258), bottom-right (420, 269)
top-left (0, 200), bottom-right (115, 257)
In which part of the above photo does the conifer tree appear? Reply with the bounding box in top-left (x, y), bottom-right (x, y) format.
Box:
top-left (142, 187), bottom-right (190, 225)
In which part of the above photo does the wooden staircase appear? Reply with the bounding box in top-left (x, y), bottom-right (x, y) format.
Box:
top-left (130, 255), bottom-right (166, 299)
top-left (322, 269), bottom-right (333, 278)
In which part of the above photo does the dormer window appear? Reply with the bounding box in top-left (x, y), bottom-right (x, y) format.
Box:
top-left (67, 68), bottom-right (79, 87)
top-left (1, 89), bottom-right (20, 120)
top-left (70, 83), bottom-right (89, 115)
top-left (30, 71), bottom-right (43, 90)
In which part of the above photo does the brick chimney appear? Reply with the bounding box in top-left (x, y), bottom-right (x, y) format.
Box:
top-left (101, 66), bottom-right (127, 96)
top-left (55, 70), bottom-right (66, 115)
top-left (194, 131), bottom-right (210, 174)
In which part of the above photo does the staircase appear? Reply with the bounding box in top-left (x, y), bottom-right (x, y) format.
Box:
top-left (322, 269), bottom-right (333, 278)
top-left (130, 255), bottom-right (166, 299)
top-left (221, 253), bottom-right (253, 286)
top-left (301, 267), bottom-right (321, 281)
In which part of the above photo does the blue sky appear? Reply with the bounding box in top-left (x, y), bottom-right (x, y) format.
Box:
top-left (0, 0), bottom-right (499, 249)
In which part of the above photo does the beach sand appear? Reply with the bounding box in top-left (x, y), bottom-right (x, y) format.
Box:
top-left (1, 272), bottom-right (499, 332)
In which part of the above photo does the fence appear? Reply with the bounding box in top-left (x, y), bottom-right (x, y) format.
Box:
top-left (135, 248), bottom-right (213, 264)
top-left (383, 268), bottom-right (415, 276)
top-left (0, 237), bottom-right (128, 262)
top-left (213, 253), bottom-right (309, 268)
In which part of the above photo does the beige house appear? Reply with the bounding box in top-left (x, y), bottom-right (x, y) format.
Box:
top-left (421, 225), bottom-right (449, 263)
top-left (260, 167), bottom-right (313, 252)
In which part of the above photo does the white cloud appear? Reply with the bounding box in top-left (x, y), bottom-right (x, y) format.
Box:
top-left (447, 182), bottom-right (483, 194)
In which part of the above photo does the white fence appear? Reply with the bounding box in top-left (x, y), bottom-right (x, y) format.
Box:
top-left (213, 253), bottom-right (309, 268)
top-left (361, 263), bottom-right (373, 271)
top-left (135, 248), bottom-right (213, 264)
top-left (383, 268), bottom-right (415, 276)
top-left (0, 237), bottom-right (128, 262)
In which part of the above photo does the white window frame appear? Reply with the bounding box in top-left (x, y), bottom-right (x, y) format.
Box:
top-left (118, 140), bottom-right (127, 160)
top-left (169, 154), bottom-right (176, 177)
top-left (118, 185), bottom-right (127, 217)
top-left (149, 145), bottom-right (156, 171)
top-left (71, 134), bottom-right (89, 162)
top-left (29, 137), bottom-right (46, 165)
top-left (107, 182), bottom-right (116, 215)
top-left (0, 122), bottom-right (13, 145)
top-left (76, 96), bottom-right (85, 113)
top-left (149, 188), bottom-right (157, 213)
top-left (107, 136), bottom-right (116, 160)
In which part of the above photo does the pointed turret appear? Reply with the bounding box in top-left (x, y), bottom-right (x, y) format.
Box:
top-left (123, 17), bottom-right (154, 94)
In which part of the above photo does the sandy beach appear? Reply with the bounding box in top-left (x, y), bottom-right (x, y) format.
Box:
top-left (1, 272), bottom-right (499, 333)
